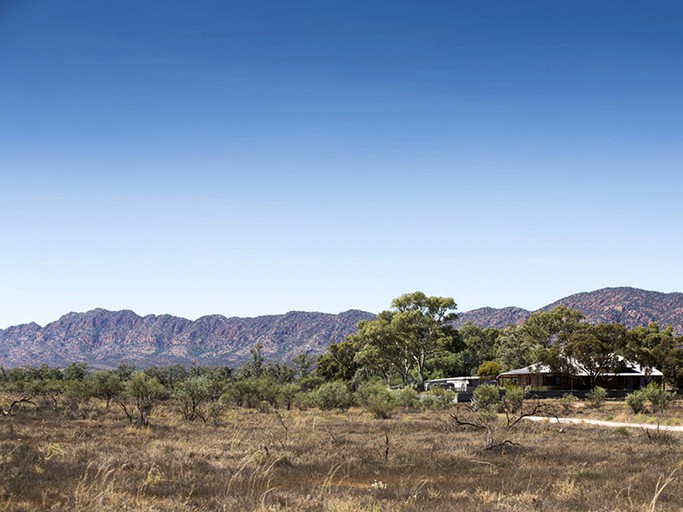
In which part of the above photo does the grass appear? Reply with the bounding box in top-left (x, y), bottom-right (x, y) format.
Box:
top-left (1, 398), bottom-right (682, 511)
top-left (552, 398), bottom-right (683, 425)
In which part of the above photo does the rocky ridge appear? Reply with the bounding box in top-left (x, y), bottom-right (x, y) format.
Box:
top-left (0, 309), bottom-right (374, 368)
top-left (1, 287), bottom-right (682, 368)
top-left (454, 287), bottom-right (683, 335)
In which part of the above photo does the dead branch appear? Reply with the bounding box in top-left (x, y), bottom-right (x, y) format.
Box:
top-left (450, 412), bottom-right (486, 430)
top-left (383, 426), bottom-right (390, 462)
top-left (504, 400), bottom-right (544, 429)
top-left (116, 400), bottom-right (135, 424)
top-left (451, 400), bottom-right (544, 450)
top-left (487, 439), bottom-right (520, 450)
top-left (1, 397), bottom-right (37, 416)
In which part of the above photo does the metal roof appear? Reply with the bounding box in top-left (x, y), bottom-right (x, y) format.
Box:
top-left (498, 359), bottom-right (663, 378)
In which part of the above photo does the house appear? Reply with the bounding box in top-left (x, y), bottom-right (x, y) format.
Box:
top-left (497, 360), bottom-right (663, 391)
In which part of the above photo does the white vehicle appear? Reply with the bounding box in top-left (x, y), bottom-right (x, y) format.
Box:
top-left (424, 376), bottom-right (493, 392)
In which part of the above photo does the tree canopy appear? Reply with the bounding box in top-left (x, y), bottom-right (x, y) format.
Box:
top-left (349, 291), bottom-right (458, 390)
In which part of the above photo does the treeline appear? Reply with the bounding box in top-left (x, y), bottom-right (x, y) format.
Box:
top-left (318, 292), bottom-right (683, 390)
top-left (2, 292), bottom-right (683, 424)
top-left (0, 342), bottom-right (455, 423)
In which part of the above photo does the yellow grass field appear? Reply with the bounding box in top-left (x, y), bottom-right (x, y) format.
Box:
top-left (1, 400), bottom-right (682, 511)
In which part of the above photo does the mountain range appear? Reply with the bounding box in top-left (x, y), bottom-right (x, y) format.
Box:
top-left (1, 287), bottom-right (681, 368)
top-left (0, 309), bottom-right (374, 369)
top-left (454, 287), bottom-right (683, 333)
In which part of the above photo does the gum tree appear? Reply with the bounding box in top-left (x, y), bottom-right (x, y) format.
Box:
top-left (351, 292), bottom-right (458, 390)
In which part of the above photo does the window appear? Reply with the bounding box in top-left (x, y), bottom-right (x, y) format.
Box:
top-left (543, 375), bottom-right (562, 386)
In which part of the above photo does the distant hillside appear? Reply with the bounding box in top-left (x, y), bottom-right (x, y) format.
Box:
top-left (455, 287), bottom-right (683, 335)
top-left (1, 287), bottom-right (682, 369)
top-left (0, 309), bottom-right (374, 368)
top-left (454, 306), bottom-right (530, 329)
top-left (540, 287), bottom-right (683, 331)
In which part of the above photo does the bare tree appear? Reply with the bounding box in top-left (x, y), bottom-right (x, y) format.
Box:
top-left (451, 384), bottom-right (546, 450)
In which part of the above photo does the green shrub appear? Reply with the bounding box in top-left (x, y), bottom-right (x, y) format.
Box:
top-left (643, 383), bottom-right (676, 413)
top-left (625, 384), bottom-right (675, 415)
top-left (277, 382), bottom-right (301, 410)
top-left (219, 382), bottom-right (243, 407)
top-left (477, 361), bottom-right (502, 380)
top-left (220, 377), bottom-right (278, 409)
top-left (421, 387), bottom-right (456, 410)
top-left (586, 387), bottom-right (607, 408)
top-left (470, 384), bottom-right (500, 412)
top-left (205, 400), bottom-right (226, 426)
top-left (391, 387), bottom-right (420, 409)
top-left (62, 379), bottom-right (95, 419)
top-left (501, 386), bottom-right (524, 414)
top-left (625, 390), bottom-right (648, 414)
top-left (120, 372), bottom-right (167, 426)
top-left (292, 391), bottom-right (313, 411)
top-left (355, 381), bottom-right (395, 419)
top-left (312, 381), bottom-right (353, 411)
top-left (559, 393), bottom-right (578, 413)
top-left (90, 371), bottom-right (123, 408)
top-left (173, 376), bottom-right (212, 422)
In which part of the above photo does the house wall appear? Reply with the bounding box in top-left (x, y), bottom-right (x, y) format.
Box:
top-left (594, 375), bottom-right (663, 391)
top-left (499, 373), bottom-right (664, 391)
top-left (498, 374), bottom-right (575, 390)
top-left (498, 374), bottom-right (544, 388)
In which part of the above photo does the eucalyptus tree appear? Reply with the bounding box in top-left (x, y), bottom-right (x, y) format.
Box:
top-left (563, 323), bottom-right (628, 389)
top-left (460, 322), bottom-right (500, 372)
top-left (351, 292), bottom-right (458, 390)
top-left (519, 306), bottom-right (585, 348)
top-left (316, 338), bottom-right (360, 382)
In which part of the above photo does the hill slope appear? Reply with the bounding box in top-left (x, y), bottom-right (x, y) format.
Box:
top-left (0, 309), bottom-right (374, 368)
top-left (454, 287), bottom-right (683, 334)
top-left (454, 306), bottom-right (530, 329)
top-left (1, 287), bottom-right (682, 368)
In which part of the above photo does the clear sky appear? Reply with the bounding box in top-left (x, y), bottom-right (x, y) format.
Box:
top-left (1, 1), bottom-right (682, 328)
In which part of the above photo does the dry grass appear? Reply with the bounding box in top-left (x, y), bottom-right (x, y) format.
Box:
top-left (1, 399), bottom-right (682, 511)
top-left (555, 397), bottom-right (683, 425)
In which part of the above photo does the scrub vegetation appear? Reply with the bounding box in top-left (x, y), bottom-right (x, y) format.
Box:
top-left (2, 395), bottom-right (683, 511)
top-left (2, 292), bottom-right (682, 510)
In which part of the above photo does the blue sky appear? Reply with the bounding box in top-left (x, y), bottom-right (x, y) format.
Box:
top-left (1, 1), bottom-right (682, 327)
